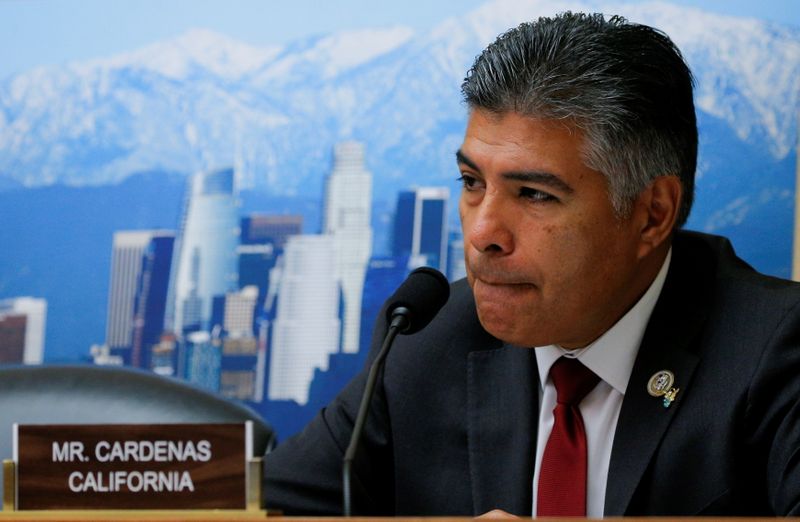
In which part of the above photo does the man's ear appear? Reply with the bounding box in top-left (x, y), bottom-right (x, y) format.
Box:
top-left (634, 175), bottom-right (682, 259)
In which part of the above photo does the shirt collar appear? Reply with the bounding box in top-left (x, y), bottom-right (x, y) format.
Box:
top-left (535, 248), bottom-right (672, 395)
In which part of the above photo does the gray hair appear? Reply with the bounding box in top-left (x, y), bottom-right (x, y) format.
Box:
top-left (461, 12), bottom-right (697, 227)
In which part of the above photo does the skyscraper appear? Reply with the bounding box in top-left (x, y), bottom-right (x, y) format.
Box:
top-left (392, 187), bottom-right (450, 273)
top-left (223, 285), bottom-right (259, 336)
top-left (241, 214), bottom-right (303, 248)
top-left (267, 235), bottom-right (341, 405)
top-left (0, 297), bottom-right (47, 364)
top-left (220, 335), bottom-right (259, 400)
top-left (219, 282), bottom-right (261, 400)
top-left (106, 231), bottom-right (157, 353)
top-left (0, 315), bottom-right (27, 364)
top-left (239, 214), bottom-right (303, 326)
top-left (150, 333), bottom-right (177, 376)
top-left (130, 232), bottom-right (175, 369)
top-left (182, 330), bottom-right (221, 393)
top-left (167, 168), bottom-right (239, 336)
top-left (448, 231), bottom-right (467, 281)
top-left (237, 243), bottom-right (275, 313)
top-left (358, 256), bottom-right (410, 356)
top-left (322, 141), bottom-right (373, 354)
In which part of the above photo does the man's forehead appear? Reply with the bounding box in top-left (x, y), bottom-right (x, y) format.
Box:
top-left (465, 108), bottom-right (582, 133)
top-left (459, 110), bottom-right (589, 165)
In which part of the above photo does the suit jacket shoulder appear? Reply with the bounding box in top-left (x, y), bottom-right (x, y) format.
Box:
top-left (608, 230), bottom-right (800, 516)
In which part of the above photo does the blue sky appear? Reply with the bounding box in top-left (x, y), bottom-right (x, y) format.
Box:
top-left (0, 0), bottom-right (798, 80)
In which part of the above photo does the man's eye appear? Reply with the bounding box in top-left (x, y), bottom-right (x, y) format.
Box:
top-left (457, 174), bottom-right (482, 191)
top-left (520, 187), bottom-right (557, 203)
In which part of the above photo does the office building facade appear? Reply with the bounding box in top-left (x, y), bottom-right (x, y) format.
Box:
top-left (322, 141), bottom-right (373, 354)
top-left (167, 168), bottom-right (239, 336)
top-left (0, 297), bottom-right (47, 364)
top-left (130, 232), bottom-right (175, 369)
top-left (106, 231), bottom-right (158, 352)
top-left (241, 214), bottom-right (303, 248)
top-left (392, 187), bottom-right (449, 273)
top-left (267, 235), bottom-right (341, 405)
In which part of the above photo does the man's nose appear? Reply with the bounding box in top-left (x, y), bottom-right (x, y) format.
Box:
top-left (466, 193), bottom-right (514, 255)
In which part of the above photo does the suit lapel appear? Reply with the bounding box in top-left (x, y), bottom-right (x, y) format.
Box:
top-left (467, 344), bottom-right (539, 516)
top-left (605, 237), bottom-right (713, 515)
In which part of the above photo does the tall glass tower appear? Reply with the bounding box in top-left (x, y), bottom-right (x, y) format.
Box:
top-left (392, 187), bottom-right (449, 273)
top-left (130, 232), bottom-right (175, 369)
top-left (322, 141), bottom-right (373, 354)
top-left (167, 168), bottom-right (239, 337)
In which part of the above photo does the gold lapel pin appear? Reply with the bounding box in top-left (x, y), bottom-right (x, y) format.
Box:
top-left (662, 387), bottom-right (680, 408)
top-left (647, 370), bottom-right (680, 408)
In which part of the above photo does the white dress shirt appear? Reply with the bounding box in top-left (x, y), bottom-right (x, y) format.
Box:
top-left (531, 250), bottom-right (672, 518)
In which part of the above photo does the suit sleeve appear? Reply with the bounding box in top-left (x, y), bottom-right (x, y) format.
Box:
top-left (261, 301), bottom-right (395, 515)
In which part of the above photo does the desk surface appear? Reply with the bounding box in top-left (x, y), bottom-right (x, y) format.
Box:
top-left (0, 510), bottom-right (268, 521)
top-left (0, 514), bottom-right (792, 522)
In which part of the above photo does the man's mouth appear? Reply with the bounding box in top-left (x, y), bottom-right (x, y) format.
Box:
top-left (472, 277), bottom-right (537, 296)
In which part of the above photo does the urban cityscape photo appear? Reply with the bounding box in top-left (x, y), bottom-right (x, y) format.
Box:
top-left (0, 0), bottom-right (798, 440)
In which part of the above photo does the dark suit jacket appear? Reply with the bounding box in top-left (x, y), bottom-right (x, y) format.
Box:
top-left (262, 231), bottom-right (800, 515)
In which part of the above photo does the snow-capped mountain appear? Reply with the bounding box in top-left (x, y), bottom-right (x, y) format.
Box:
top-left (0, 0), bottom-right (797, 198)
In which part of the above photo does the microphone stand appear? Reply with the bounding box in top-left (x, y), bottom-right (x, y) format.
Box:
top-left (342, 308), bottom-right (409, 517)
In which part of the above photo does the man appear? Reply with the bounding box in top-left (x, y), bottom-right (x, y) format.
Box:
top-left (263, 12), bottom-right (800, 516)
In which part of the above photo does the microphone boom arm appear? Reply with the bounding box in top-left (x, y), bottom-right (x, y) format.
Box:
top-left (342, 309), bottom-right (409, 516)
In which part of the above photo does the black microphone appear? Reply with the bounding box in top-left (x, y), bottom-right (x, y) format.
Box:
top-left (384, 266), bottom-right (451, 334)
top-left (342, 267), bottom-right (450, 516)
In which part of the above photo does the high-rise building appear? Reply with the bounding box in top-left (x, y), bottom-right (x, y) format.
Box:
top-left (267, 235), bottom-right (341, 405)
top-left (0, 297), bottom-right (47, 364)
top-left (130, 232), bottom-right (175, 369)
top-left (167, 168), bottom-right (239, 336)
top-left (251, 260), bottom-right (285, 404)
top-left (220, 334), bottom-right (259, 400)
top-left (358, 256), bottom-right (410, 356)
top-left (0, 315), bottom-right (26, 364)
top-left (223, 285), bottom-right (259, 336)
top-left (392, 187), bottom-right (449, 273)
top-left (106, 231), bottom-right (160, 353)
top-left (239, 214), bottom-right (302, 320)
top-left (322, 142), bottom-right (373, 354)
top-left (241, 214), bottom-right (303, 248)
top-left (237, 243), bottom-right (277, 313)
top-left (182, 330), bottom-right (221, 393)
top-left (448, 231), bottom-right (467, 281)
top-left (150, 333), bottom-right (178, 376)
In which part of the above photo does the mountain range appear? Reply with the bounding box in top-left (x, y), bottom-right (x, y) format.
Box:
top-left (1, 0), bottom-right (797, 193)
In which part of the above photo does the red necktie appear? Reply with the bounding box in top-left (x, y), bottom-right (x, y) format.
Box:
top-left (537, 357), bottom-right (600, 517)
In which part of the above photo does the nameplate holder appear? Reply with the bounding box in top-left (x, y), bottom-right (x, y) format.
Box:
top-left (9, 422), bottom-right (257, 511)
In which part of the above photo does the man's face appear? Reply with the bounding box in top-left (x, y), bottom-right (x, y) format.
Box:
top-left (458, 110), bottom-right (648, 349)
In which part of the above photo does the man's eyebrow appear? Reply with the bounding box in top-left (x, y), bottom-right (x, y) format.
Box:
top-left (455, 150), bottom-right (479, 171)
top-left (503, 171), bottom-right (574, 194)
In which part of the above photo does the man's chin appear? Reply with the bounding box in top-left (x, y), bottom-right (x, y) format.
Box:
top-left (475, 309), bottom-right (540, 347)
